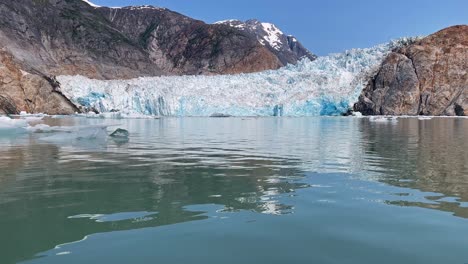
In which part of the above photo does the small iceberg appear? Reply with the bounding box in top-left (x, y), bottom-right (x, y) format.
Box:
top-left (369, 116), bottom-right (398, 123)
top-left (418, 116), bottom-right (433, 120)
top-left (26, 124), bottom-right (54, 133)
top-left (0, 116), bottom-right (28, 129)
top-left (110, 128), bottom-right (129, 139)
top-left (352, 111), bottom-right (363, 117)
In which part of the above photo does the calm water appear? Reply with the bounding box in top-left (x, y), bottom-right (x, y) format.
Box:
top-left (0, 117), bottom-right (467, 264)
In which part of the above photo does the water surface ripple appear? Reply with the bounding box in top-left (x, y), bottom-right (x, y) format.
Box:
top-left (0, 117), bottom-right (467, 264)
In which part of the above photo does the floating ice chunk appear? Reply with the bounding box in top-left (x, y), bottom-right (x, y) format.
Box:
top-left (369, 116), bottom-right (398, 123)
top-left (369, 116), bottom-right (387, 122)
top-left (109, 128), bottom-right (129, 139)
top-left (418, 116), bottom-right (433, 120)
top-left (0, 116), bottom-right (28, 132)
top-left (26, 124), bottom-right (52, 133)
top-left (15, 112), bottom-right (48, 118)
top-left (352, 111), bottom-right (363, 117)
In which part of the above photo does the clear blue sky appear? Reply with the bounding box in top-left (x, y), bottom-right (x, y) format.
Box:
top-left (91, 0), bottom-right (467, 55)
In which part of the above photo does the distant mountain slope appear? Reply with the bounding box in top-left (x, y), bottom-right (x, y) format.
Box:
top-left (215, 19), bottom-right (317, 65)
top-left (93, 6), bottom-right (281, 75)
top-left (0, 0), bottom-right (315, 79)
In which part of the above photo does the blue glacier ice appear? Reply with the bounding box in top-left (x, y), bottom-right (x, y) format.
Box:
top-left (57, 39), bottom-right (418, 117)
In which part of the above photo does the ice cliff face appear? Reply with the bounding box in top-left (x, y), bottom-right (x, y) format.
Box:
top-left (58, 40), bottom-right (413, 117)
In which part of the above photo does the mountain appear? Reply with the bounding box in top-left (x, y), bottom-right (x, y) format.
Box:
top-left (355, 25), bottom-right (467, 116)
top-left (0, 0), bottom-right (314, 114)
top-left (214, 19), bottom-right (317, 65)
top-left (0, 0), bottom-right (314, 79)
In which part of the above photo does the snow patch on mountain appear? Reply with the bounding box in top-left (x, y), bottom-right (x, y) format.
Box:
top-left (81, 0), bottom-right (101, 8)
top-left (81, 1), bottom-right (165, 10)
top-left (121, 5), bottom-right (166, 11)
top-left (260, 22), bottom-right (283, 50)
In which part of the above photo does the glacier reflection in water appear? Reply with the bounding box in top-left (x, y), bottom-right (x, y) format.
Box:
top-left (58, 39), bottom-right (417, 117)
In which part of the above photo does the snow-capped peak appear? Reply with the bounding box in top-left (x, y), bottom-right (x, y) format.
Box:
top-left (214, 19), bottom-right (316, 63)
top-left (214, 19), bottom-right (285, 51)
top-left (81, 0), bottom-right (101, 8)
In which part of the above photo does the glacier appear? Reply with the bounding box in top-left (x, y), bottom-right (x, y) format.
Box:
top-left (58, 39), bottom-right (417, 117)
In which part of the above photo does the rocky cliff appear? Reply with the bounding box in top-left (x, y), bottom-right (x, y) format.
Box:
top-left (0, 50), bottom-right (78, 115)
top-left (355, 25), bottom-right (467, 116)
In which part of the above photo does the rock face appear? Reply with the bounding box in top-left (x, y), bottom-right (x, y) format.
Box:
top-left (0, 0), bottom-right (302, 79)
top-left (214, 19), bottom-right (317, 65)
top-left (355, 25), bottom-right (468, 116)
top-left (95, 7), bottom-right (283, 75)
top-left (0, 0), bottom-right (160, 80)
top-left (0, 50), bottom-right (78, 115)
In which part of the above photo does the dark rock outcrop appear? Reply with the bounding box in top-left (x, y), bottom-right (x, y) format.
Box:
top-left (355, 25), bottom-right (468, 116)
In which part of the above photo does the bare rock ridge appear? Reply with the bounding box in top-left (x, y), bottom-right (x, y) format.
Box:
top-left (355, 25), bottom-right (468, 116)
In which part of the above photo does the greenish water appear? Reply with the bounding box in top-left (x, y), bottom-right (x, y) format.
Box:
top-left (1, 117), bottom-right (467, 264)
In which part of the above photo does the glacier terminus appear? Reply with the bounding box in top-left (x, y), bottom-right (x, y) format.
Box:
top-left (58, 39), bottom-right (418, 117)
